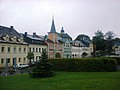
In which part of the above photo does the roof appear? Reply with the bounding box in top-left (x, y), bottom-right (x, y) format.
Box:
top-left (72, 40), bottom-right (90, 47)
top-left (61, 27), bottom-right (64, 33)
top-left (22, 33), bottom-right (47, 45)
top-left (0, 26), bottom-right (21, 38)
top-left (59, 33), bottom-right (72, 40)
top-left (49, 18), bottom-right (56, 33)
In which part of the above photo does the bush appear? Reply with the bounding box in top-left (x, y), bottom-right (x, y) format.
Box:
top-left (49, 58), bottom-right (117, 72)
top-left (8, 69), bottom-right (15, 74)
top-left (111, 57), bottom-right (120, 65)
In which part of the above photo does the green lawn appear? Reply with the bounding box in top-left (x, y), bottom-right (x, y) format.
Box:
top-left (0, 72), bottom-right (120, 90)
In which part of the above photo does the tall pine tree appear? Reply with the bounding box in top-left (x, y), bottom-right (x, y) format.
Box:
top-left (29, 49), bottom-right (55, 78)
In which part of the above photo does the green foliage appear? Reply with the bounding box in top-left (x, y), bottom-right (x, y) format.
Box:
top-left (50, 58), bottom-right (117, 72)
top-left (95, 30), bottom-right (104, 39)
top-left (93, 30), bottom-right (118, 56)
top-left (111, 57), bottom-right (120, 65)
top-left (55, 53), bottom-right (61, 58)
top-left (27, 52), bottom-right (34, 64)
top-left (93, 36), bottom-right (107, 52)
top-left (29, 49), bottom-right (55, 78)
top-left (8, 68), bottom-right (15, 74)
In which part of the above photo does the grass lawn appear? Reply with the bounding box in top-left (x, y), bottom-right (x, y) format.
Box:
top-left (0, 72), bottom-right (120, 90)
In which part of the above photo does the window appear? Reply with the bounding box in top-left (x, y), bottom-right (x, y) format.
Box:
top-left (39, 48), bottom-right (41, 52)
top-left (1, 47), bottom-right (5, 52)
top-left (19, 58), bottom-right (21, 62)
top-left (42, 48), bottom-right (44, 52)
top-left (33, 48), bottom-right (34, 52)
top-left (19, 47), bottom-right (21, 52)
top-left (13, 47), bottom-right (16, 52)
top-left (29, 47), bottom-right (31, 52)
top-left (24, 58), bottom-right (26, 61)
top-left (1, 58), bottom-right (4, 63)
top-left (24, 48), bottom-right (26, 52)
top-left (36, 48), bottom-right (38, 52)
top-left (8, 47), bottom-right (10, 52)
top-left (8, 58), bottom-right (10, 63)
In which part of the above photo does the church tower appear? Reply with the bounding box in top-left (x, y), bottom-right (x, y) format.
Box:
top-left (48, 17), bottom-right (58, 42)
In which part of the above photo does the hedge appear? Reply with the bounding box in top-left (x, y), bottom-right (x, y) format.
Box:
top-left (110, 57), bottom-right (120, 65)
top-left (49, 58), bottom-right (117, 72)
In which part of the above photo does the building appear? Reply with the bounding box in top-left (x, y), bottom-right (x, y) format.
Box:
top-left (72, 35), bottom-right (93, 58)
top-left (0, 26), bottom-right (28, 67)
top-left (113, 43), bottom-right (120, 56)
top-left (22, 32), bottom-right (47, 62)
top-left (59, 27), bottom-right (72, 58)
top-left (46, 18), bottom-right (63, 58)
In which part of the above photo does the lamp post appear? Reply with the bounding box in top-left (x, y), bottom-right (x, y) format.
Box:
top-left (5, 58), bottom-right (8, 76)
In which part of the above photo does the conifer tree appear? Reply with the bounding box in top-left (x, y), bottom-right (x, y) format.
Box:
top-left (29, 49), bottom-right (55, 78)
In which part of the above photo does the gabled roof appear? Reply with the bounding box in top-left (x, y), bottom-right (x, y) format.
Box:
top-left (0, 25), bottom-right (21, 38)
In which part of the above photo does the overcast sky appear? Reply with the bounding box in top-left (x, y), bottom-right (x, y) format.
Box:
top-left (0, 0), bottom-right (120, 39)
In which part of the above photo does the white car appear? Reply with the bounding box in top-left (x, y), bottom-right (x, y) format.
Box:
top-left (14, 64), bottom-right (29, 69)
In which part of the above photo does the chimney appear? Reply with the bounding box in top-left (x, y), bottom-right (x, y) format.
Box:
top-left (33, 32), bottom-right (36, 36)
top-left (10, 26), bottom-right (14, 29)
top-left (24, 32), bottom-right (27, 36)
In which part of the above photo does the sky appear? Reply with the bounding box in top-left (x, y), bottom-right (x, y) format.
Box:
top-left (0, 0), bottom-right (120, 39)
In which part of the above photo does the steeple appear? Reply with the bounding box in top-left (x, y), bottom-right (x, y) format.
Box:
top-left (61, 27), bottom-right (65, 33)
top-left (50, 17), bottom-right (56, 33)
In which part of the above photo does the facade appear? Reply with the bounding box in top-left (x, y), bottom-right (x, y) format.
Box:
top-left (0, 26), bottom-right (28, 67)
top-left (0, 19), bottom-right (94, 68)
top-left (22, 32), bottom-right (47, 62)
top-left (114, 44), bottom-right (120, 56)
top-left (59, 27), bottom-right (72, 58)
top-left (46, 18), bottom-right (63, 58)
top-left (72, 40), bottom-right (93, 58)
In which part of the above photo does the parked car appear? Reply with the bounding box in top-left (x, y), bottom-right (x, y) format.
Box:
top-left (13, 64), bottom-right (29, 69)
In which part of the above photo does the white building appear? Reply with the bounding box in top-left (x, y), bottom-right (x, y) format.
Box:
top-left (72, 40), bottom-right (93, 58)
top-left (22, 32), bottom-right (47, 62)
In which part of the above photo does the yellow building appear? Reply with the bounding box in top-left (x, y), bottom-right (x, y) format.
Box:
top-left (0, 26), bottom-right (28, 67)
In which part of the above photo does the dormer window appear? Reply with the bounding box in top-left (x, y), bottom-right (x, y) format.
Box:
top-left (20, 38), bottom-right (23, 43)
top-left (6, 35), bottom-right (9, 41)
top-left (18, 38), bottom-right (23, 43)
top-left (10, 36), bottom-right (16, 42)
top-left (13, 36), bottom-right (16, 42)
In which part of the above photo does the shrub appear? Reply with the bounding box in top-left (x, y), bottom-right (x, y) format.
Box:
top-left (111, 57), bottom-right (120, 65)
top-left (8, 69), bottom-right (15, 74)
top-left (50, 58), bottom-right (117, 72)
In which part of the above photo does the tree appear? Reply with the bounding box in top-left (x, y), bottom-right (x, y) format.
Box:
top-left (105, 31), bottom-right (115, 41)
top-left (95, 30), bottom-right (104, 39)
top-left (93, 30), bottom-right (107, 56)
top-left (27, 52), bottom-right (34, 65)
top-left (29, 49), bottom-right (55, 78)
top-left (105, 31), bottom-right (115, 56)
top-left (55, 53), bottom-right (61, 58)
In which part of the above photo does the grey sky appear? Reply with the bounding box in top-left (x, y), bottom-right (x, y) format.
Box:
top-left (0, 0), bottom-right (120, 39)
